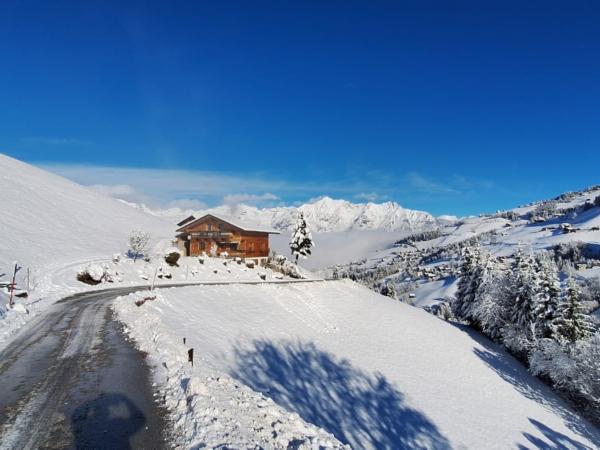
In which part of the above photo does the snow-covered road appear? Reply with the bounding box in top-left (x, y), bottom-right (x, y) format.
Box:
top-left (0, 286), bottom-right (169, 449)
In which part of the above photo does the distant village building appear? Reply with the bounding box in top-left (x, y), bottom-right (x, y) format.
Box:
top-left (175, 214), bottom-right (279, 258)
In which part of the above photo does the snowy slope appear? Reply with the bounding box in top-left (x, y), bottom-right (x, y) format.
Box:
top-left (114, 280), bottom-right (600, 449)
top-left (124, 196), bottom-right (438, 233)
top-left (331, 186), bottom-right (600, 309)
top-left (0, 153), bottom-right (173, 275)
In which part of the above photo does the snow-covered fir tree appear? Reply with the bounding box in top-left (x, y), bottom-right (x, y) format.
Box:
top-left (533, 253), bottom-right (561, 339)
top-left (127, 229), bottom-right (151, 262)
top-left (552, 276), bottom-right (594, 344)
top-left (509, 246), bottom-right (540, 330)
top-left (472, 259), bottom-right (509, 340)
top-left (501, 245), bottom-right (542, 356)
top-left (380, 282), bottom-right (397, 300)
top-left (289, 212), bottom-right (314, 263)
top-left (452, 244), bottom-right (480, 322)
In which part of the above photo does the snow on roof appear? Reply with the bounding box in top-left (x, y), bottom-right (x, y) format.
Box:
top-left (177, 213), bottom-right (280, 234)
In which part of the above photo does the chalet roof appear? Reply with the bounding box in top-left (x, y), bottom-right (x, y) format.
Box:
top-left (176, 213), bottom-right (280, 234)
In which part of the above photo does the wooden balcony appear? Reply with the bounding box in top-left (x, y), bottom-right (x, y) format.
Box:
top-left (190, 231), bottom-right (233, 241)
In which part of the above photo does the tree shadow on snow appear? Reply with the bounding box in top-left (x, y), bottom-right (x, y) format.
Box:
top-left (452, 324), bottom-right (600, 448)
top-left (229, 339), bottom-right (451, 450)
top-left (71, 392), bottom-right (146, 450)
top-left (518, 418), bottom-right (595, 450)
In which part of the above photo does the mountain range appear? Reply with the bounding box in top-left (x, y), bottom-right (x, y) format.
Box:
top-left (120, 197), bottom-right (443, 233)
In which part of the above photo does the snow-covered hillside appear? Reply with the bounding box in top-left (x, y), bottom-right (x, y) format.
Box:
top-left (0, 153), bottom-right (173, 277)
top-left (122, 196), bottom-right (438, 233)
top-left (331, 185), bottom-right (600, 305)
top-left (114, 280), bottom-right (600, 449)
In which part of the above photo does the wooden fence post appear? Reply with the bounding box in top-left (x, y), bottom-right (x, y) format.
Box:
top-left (9, 263), bottom-right (21, 309)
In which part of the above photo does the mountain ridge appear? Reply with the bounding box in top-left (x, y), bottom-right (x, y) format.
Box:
top-left (120, 196), bottom-right (439, 233)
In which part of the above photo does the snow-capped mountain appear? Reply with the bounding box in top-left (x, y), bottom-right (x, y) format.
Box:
top-left (122, 197), bottom-right (438, 233)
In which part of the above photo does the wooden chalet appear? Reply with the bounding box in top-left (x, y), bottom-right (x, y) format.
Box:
top-left (175, 214), bottom-right (279, 258)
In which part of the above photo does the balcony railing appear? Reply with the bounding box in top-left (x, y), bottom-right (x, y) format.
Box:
top-left (191, 231), bottom-right (233, 238)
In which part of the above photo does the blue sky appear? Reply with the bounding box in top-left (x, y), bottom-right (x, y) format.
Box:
top-left (2, 1), bottom-right (600, 216)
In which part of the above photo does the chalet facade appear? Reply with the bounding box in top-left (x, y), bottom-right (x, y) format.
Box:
top-left (175, 214), bottom-right (279, 258)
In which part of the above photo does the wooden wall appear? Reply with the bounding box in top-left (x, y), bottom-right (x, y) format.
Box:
top-left (180, 216), bottom-right (271, 257)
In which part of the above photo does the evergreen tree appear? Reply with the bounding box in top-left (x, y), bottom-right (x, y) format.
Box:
top-left (509, 247), bottom-right (539, 330)
top-left (473, 258), bottom-right (509, 340)
top-left (380, 283), bottom-right (397, 300)
top-left (501, 245), bottom-right (541, 356)
top-left (289, 212), bottom-right (314, 263)
top-left (552, 276), bottom-right (594, 344)
top-left (452, 244), bottom-right (486, 324)
top-left (452, 245), bottom-right (477, 321)
top-left (533, 253), bottom-right (561, 338)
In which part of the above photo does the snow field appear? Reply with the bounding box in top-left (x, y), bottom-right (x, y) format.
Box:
top-left (113, 290), bottom-right (348, 449)
top-left (113, 280), bottom-right (600, 449)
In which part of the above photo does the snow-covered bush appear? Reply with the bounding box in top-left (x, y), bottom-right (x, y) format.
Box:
top-left (164, 249), bottom-right (181, 267)
top-left (423, 301), bottom-right (454, 321)
top-left (266, 254), bottom-right (304, 279)
top-left (77, 264), bottom-right (107, 285)
top-left (76, 263), bottom-right (122, 285)
top-left (127, 229), bottom-right (151, 262)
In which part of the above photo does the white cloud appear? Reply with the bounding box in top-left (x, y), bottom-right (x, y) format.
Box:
top-left (165, 198), bottom-right (208, 210)
top-left (40, 164), bottom-right (290, 208)
top-left (38, 162), bottom-right (482, 213)
top-left (90, 184), bottom-right (139, 197)
top-left (354, 192), bottom-right (380, 202)
top-left (223, 192), bottom-right (279, 206)
top-left (405, 172), bottom-right (460, 195)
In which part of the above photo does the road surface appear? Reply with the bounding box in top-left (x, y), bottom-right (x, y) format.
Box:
top-left (0, 286), bottom-right (171, 450)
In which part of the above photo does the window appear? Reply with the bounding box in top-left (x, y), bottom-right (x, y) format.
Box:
top-left (200, 240), bottom-right (206, 250)
top-left (208, 223), bottom-right (212, 231)
top-left (219, 223), bottom-right (225, 232)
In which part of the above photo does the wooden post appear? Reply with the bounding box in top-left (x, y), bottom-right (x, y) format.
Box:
top-left (9, 263), bottom-right (21, 309)
top-left (150, 266), bottom-right (159, 291)
top-left (188, 348), bottom-right (194, 366)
